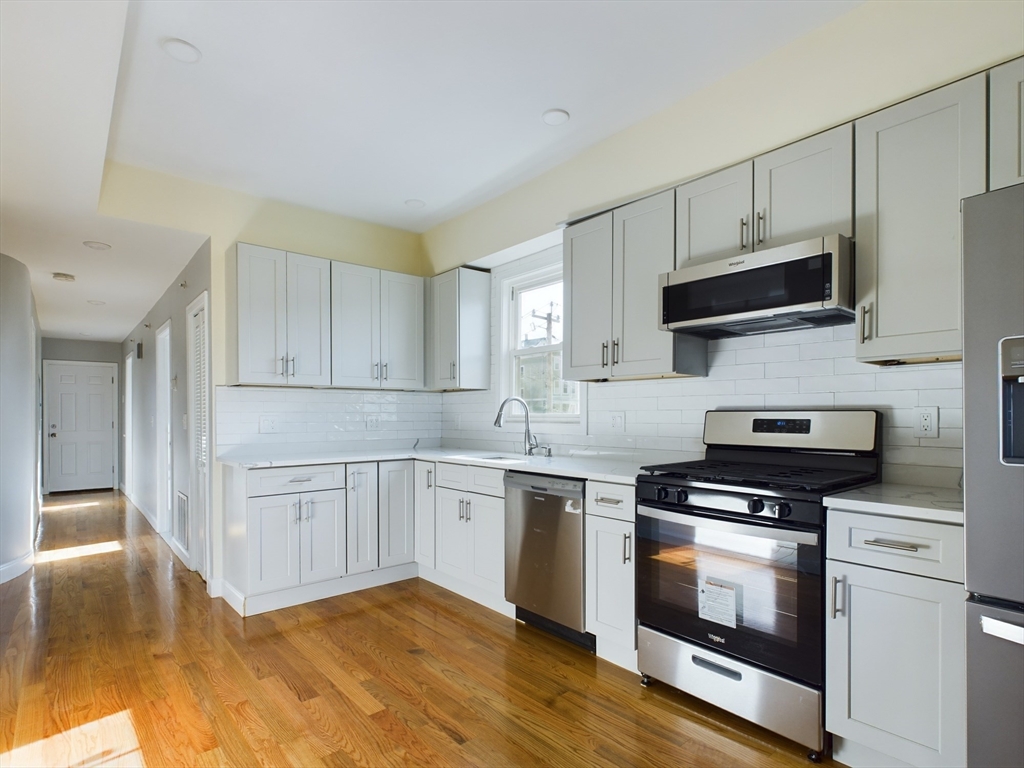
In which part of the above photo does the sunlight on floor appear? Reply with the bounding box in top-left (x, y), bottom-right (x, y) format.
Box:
top-left (43, 501), bottom-right (102, 511)
top-left (34, 541), bottom-right (123, 564)
top-left (0, 709), bottom-right (145, 767)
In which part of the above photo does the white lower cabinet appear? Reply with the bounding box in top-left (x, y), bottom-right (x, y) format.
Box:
top-left (246, 487), bottom-right (346, 594)
top-left (585, 514), bottom-right (635, 648)
top-left (825, 508), bottom-right (967, 768)
top-left (347, 462), bottom-right (379, 575)
top-left (435, 486), bottom-right (504, 597)
top-left (414, 461), bottom-right (436, 569)
top-left (379, 460), bottom-right (415, 568)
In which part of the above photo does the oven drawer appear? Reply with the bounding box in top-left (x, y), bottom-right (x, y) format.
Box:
top-left (586, 481), bottom-right (635, 522)
top-left (826, 509), bottom-right (964, 582)
top-left (246, 463), bottom-right (347, 497)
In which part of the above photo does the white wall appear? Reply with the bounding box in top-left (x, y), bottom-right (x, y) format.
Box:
top-left (0, 253), bottom-right (42, 583)
top-left (215, 387), bottom-right (442, 458)
top-left (441, 268), bottom-right (963, 489)
top-left (121, 239), bottom-right (210, 532)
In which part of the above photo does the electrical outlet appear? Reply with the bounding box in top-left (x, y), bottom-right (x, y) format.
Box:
top-left (913, 406), bottom-right (939, 439)
top-left (610, 412), bottom-right (625, 432)
top-left (259, 416), bottom-right (280, 434)
top-left (366, 414), bottom-right (381, 431)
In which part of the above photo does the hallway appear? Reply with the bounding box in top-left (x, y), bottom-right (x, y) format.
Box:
top-left (0, 492), bottom-right (829, 767)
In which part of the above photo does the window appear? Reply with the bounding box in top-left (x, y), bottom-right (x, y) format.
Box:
top-left (503, 261), bottom-right (581, 422)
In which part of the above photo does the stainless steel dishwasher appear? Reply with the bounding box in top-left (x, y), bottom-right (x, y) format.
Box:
top-left (504, 471), bottom-right (592, 649)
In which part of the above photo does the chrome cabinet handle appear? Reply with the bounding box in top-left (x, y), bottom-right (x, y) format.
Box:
top-left (450, 361), bottom-right (456, 380)
top-left (304, 500), bottom-right (311, 522)
top-left (601, 341), bottom-right (609, 367)
top-left (739, 216), bottom-right (748, 250)
top-left (465, 498), bottom-right (471, 522)
top-left (288, 477), bottom-right (313, 484)
top-left (293, 501), bottom-right (301, 524)
top-left (830, 575), bottom-right (841, 619)
top-left (623, 532), bottom-right (632, 564)
top-left (374, 362), bottom-right (379, 380)
top-left (349, 473), bottom-right (356, 488)
top-left (612, 339), bottom-right (620, 365)
top-left (859, 304), bottom-right (871, 344)
top-left (280, 356), bottom-right (287, 377)
top-left (863, 538), bottom-right (920, 553)
top-left (594, 496), bottom-right (622, 506)
top-left (426, 469), bottom-right (433, 489)
top-left (289, 357), bottom-right (296, 376)
top-left (756, 210), bottom-right (765, 245)
top-left (383, 363), bottom-right (388, 381)
top-left (459, 498), bottom-right (464, 521)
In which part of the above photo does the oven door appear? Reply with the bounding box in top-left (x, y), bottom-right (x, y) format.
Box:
top-left (637, 504), bottom-right (823, 686)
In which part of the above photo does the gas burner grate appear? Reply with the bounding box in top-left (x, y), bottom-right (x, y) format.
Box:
top-left (640, 460), bottom-right (875, 493)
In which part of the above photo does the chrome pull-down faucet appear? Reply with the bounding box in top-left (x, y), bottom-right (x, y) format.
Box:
top-left (494, 396), bottom-right (547, 456)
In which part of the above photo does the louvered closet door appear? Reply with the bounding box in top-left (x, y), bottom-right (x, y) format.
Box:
top-left (187, 295), bottom-right (210, 576)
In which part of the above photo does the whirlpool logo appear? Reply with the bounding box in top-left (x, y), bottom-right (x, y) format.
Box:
top-left (708, 633), bottom-right (726, 644)
top-left (728, 260), bottom-right (745, 267)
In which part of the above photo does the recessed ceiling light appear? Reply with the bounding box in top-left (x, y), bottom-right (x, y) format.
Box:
top-left (405, 199), bottom-right (426, 209)
top-left (52, 272), bottom-right (76, 282)
top-left (161, 37), bottom-right (202, 64)
top-left (87, 300), bottom-right (106, 305)
top-left (542, 109), bottom-right (570, 126)
top-left (83, 240), bottom-right (111, 251)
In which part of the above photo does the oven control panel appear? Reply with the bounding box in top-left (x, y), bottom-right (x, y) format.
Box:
top-left (752, 418), bottom-right (811, 434)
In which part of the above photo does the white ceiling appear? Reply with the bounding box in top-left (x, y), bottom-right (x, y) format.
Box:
top-left (0, 0), bottom-right (208, 343)
top-left (109, 0), bottom-right (861, 233)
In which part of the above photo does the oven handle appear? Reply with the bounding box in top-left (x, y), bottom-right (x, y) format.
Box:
top-left (637, 505), bottom-right (819, 546)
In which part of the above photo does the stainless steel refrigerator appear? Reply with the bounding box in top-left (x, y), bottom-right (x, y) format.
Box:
top-left (963, 182), bottom-right (1024, 768)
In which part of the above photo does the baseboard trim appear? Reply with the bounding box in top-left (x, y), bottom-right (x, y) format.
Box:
top-left (0, 552), bottom-right (34, 584)
top-left (416, 565), bottom-right (516, 619)
top-left (235, 563), bottom-right (419, 617)
top-left (595, 636), bottom-right (639, 674)
top-left (217, 580), bottom-right (246, 616)
top-left (206, 577), bottom-right (223, 598)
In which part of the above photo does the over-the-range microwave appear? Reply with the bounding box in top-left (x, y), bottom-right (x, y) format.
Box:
top-left (659, 234), bottom-right (855, 339)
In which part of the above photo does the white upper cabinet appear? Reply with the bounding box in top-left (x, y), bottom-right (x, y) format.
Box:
top-left (753, 123), bottom-right (853, 248)
top-left (611, 190), bottom-right (678, 378)
top-left (378, 460), bottom-right (415, 569)
top-left (235, 243), bottom-right (331, 386)
top-left (675, 161), bottom-right (753, 264)
top-left (990, 57), bottom-right (1024, 191)
top-left (428, 267), bottom-right (490, 390)
top-left (236, 244), bottom-right (288, 385)
top-left (854, 74), bottom-right (986, 363)
top-left (286, 252), bottom-right (332, 386)
top-left (380, 271), bottom-right (425, 389)
top-left (564, 212), bottom-right (614, 381)
top-left (564, 199), bottom-right (706, 382)
top-left (331, 262), bottom-right (380, 388)
top-left (332, 263), bottom-right (424, 390)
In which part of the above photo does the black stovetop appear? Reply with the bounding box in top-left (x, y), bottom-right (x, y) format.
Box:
top-left (639, 459), bottom-right (877, 494)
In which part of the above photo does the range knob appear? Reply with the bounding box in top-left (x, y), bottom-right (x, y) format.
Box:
top-left (773, 502), bottom-right (792, 519)
top-left (747, 498), bottom-right (765, 514)
top-left (656, 486), bottom-right (670, 502)
top-left (674, 488), bottom-right (689, 504)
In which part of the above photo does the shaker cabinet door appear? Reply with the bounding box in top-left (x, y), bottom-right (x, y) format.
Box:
top-left (675, 161), bottom-right (753, 264)
top-left (585, 515), bottom-right (636, 649)
top-left (346, 463), bottom-right (379, 575)
top-left (431, 270), bottom-right (459, 389)
top-left (237, 244), bottom-right (288, 385)
top-left (414, 461), bottom-right (436, 569)
top-left (436, 487), bottom-right (470, 579)
top-left (247, 492), bottom-right (301, 594)
top-left (467, 493), bottom-right (504, 596)
top-left (331, 261), bottom-right (381, 388)
top-left (380, 271), bottom-right (424, 390)
top-left (753, 123), bottom-right (853, 249)
top-left (300, 489), bottom-right (347, 584)
top-left (854, 74), bottom-right (986, 363)
top-left (378, 460), bottom-right (415, 568)
top-left (825, 560), bottom-right (967, 767)
top-left (285, 252), bottom-right (332, 386)
top-left (564, 211), bottom-right (613, 381)
top-left (989, 57), bottom-right (1024, 191)
top-left (611, 190), bottom-right (676, 379)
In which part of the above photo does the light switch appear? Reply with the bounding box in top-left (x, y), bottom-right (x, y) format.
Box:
top-left (610, 412), bottom-right (625, 432)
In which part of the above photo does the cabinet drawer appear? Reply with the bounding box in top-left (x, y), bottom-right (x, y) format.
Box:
top-left (586, 481), bottom-right (635, 522)
top-left (436, 462), bottom-right (468, 490)
top-left (247, 464), bottom-right (347, 497)
top-left (827, 509), bottom-right (964, 582)
top-left (466, 465), bottom-right (505, 498)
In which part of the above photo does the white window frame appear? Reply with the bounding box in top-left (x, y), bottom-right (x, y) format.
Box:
top-left (494, 246), bottom-right (587, 435)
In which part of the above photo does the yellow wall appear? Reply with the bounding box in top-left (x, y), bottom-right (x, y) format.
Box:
top-left (98, 162), bottom-right (426, 387)
top-left (422, 0), bottom-right (1024, 272)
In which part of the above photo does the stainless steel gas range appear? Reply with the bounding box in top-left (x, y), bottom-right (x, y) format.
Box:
top-left (634, 410), bottom-right (881, 762)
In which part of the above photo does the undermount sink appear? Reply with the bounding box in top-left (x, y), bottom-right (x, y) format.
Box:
top-left (449, 454), bottom-right (527, 464)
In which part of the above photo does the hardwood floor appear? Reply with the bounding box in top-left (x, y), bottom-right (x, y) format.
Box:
top-left (1, 491), bottom-right (835, 767)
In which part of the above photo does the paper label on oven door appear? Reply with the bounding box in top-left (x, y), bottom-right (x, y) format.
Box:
top-left (698, 577), bottom-right (739, 629)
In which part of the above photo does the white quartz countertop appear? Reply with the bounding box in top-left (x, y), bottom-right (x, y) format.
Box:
top-left (216, 447), bottom-right (646, 485)
top-left (824, 483), bottom-right (964, 525)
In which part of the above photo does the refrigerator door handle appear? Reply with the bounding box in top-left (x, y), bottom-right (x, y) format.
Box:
top-left (981, 615), bottom-right (1024, 646)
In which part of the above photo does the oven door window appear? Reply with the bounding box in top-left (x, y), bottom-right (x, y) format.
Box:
top-left (637, 506), bottom-right (822, 686)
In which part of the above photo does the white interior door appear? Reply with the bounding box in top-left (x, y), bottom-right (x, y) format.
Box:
top-left (187, 292), bottom-right (210, 578)
top-left (44, 361), bottom-right (117, 493)
top-left (155, 321), bottom-right (172, 534)
top-left (124, 354), bottom-right (133, 497)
